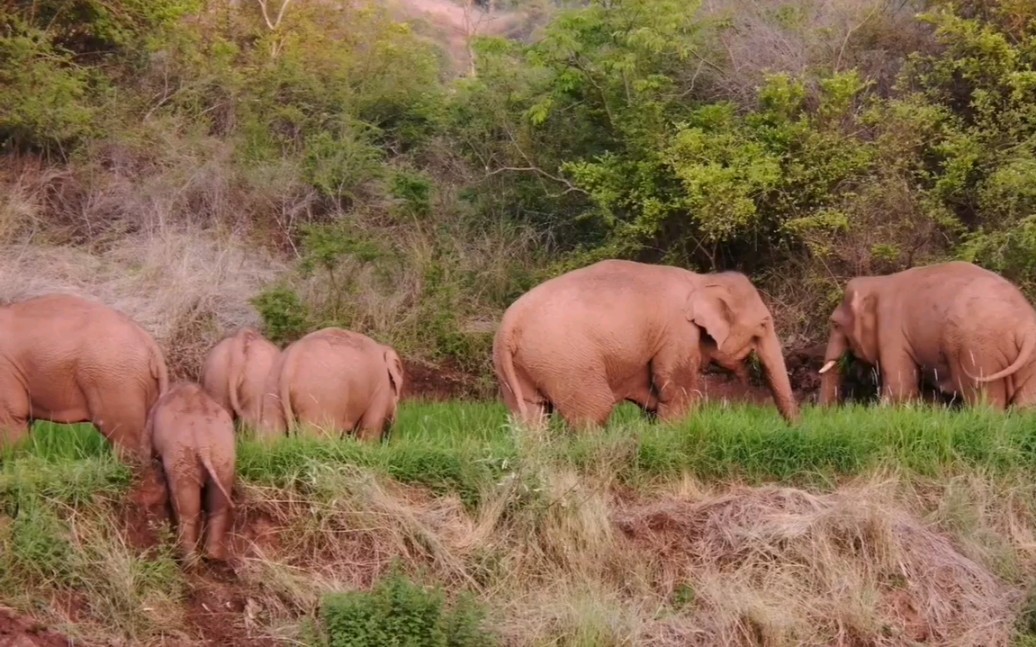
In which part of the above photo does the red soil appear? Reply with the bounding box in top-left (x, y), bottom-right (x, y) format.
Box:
top-left (0, 607), bottom-right (78, 647)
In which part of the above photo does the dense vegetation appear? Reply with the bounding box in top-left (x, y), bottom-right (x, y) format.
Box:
top-left (2, 0), bottom-right (1034, 388)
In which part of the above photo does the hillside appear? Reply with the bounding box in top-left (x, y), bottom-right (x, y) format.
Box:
top-left (2, 2), bottom-right (1036, 644)
top-left (4, 0), bottom-right (1033, 397)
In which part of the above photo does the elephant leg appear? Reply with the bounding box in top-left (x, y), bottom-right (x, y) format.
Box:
top-left (550, 372), bottom-right (615, 430)
top-left (165, 459), bottom-right (203, 557)
top-left (357, 407), bottom-right (388, 443)
top-left (89, 390), bottom-right (149, 462)
top-left (951, 366), bottom-right (1009, 410)
top-left (499, 365), bottom-right (550, 429)
top-left (202, 465), bottom-right (235, 561)
top-left (625, 383), bottom-right (659, 418)
top-left (877, 350), bottom-right (920, 405)
top-left (650, 347), bottom-right (702, 423)
top-left (0, 379), bottom-right (31, 450)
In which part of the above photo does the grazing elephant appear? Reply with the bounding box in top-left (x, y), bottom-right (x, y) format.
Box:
top-left (492, 259), bottom-right (800, 429)
top-left (147, 382), bottom-right (236, 561)
top-left (0, 293), bottom-right (169, 461)
top-left (701, 337), bottom-right (751, 386)
top-left (200, 328), bottom-right (280, 430)
top-left (818, 261), bottom-right (1036, 408)
top-left (258, 327), bottom-right (404, 441)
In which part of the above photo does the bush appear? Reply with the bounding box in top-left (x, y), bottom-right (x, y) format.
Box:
top-left (320, 567), bottom-right (493, 647)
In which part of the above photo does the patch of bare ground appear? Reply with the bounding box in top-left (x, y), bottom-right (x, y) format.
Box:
top-left (0, 608), bottom-right (79, 647)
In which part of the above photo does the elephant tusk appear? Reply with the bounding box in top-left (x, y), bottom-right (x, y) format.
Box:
top-left (819, 359), bottom-right (837, 374)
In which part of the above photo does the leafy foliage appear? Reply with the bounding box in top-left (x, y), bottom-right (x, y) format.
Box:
top-left (321, 566), bottom-right (493, 647)
top-left (2, 0), bottom-right (1036, 374)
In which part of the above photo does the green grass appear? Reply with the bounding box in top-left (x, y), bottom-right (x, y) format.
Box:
top-left (3, 402), bottom-right (1036, 645)
top-left (231, 401), bottom-right (1036, 508)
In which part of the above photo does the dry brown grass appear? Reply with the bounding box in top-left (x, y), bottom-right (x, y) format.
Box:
top-left (216, 465), bottom-right (1028, 646)
top-left (699, 0), bottom-right (936, 105)
top-left (0, 138), bottom-right (295, 379)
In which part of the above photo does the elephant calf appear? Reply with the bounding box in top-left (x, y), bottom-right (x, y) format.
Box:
top-left (148, 382), bottom-right (236, 561)
top-left (201, 327), bottom-right (280, 431)
top-left (257, 327), bottom-right (404, 441)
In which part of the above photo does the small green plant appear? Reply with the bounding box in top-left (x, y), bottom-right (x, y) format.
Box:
top-left (252, 285), bottom-right (310, 344)
top-left (320, 566), bottom-right (494, 647)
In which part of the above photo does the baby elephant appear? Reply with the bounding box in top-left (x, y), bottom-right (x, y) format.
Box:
top-left (147, 382), bottom-right (236, 561)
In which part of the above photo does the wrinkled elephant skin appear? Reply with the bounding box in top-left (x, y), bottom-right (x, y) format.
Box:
top-left (0, 293), bottom-right (169, 462)
top-left (819, 261), bottom-right (1036, 409)
top-left (257, 327), bottom-right (404, 441)
top-left (492, 259), bottom-right (800, 429)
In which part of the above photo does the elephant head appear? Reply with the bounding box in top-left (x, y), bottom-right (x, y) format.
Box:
top-left (819, 278), bottom-right (879, 405)
top-left (685, 273), bottom-right (800, 423)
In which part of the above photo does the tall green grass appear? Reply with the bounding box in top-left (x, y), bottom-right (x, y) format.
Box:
top-left (233, 401), bottom-right (1036, 506)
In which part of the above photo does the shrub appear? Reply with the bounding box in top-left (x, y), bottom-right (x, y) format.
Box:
top-left (320, 567), bottom-right (494, 647)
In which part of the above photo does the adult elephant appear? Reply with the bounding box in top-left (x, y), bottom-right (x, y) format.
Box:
top-left (200, 327), bottom-right (280, 430)
top-left (492, 259), bottom-right (800, 429)
top-left (0, 293), bottom-right (169, 460)
top-left (818, 261), bottom-right (1036, 408)
top-left (258, 327), bottom-right (404, 441)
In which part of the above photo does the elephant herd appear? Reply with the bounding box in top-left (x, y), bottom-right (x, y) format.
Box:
top-left (3, 257), bottom-right (1035, 561)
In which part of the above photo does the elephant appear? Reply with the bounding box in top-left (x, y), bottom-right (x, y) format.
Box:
top-left (200, 327), bottom-right (280, 430)
top-left (818, 261), bottom-right (1036, 408)
top-left (492, 259), bottom-right (800, 429)
top-left (257, 327), bottom-right (404, 441)
top-left (0, 293), bottom-right (169, 461)
top-left (147, 381), bottom-right (236, 561)
top-left (701, 336), bottom-right (751, 386)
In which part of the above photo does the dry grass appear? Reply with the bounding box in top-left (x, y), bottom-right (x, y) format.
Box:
top-left (699, 0), bottom-right (936, 105)
top-left (0, 139), bottom-right (293, 379)
top-left (616, 479), bottom-right (1020, 646)
top-left (218, 466), bottom-right (1028, 646)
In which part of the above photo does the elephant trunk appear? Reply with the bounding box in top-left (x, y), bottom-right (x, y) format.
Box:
top-left (757, 328), bottom-right (800, 424)
top-left (818, 329), bottom-right (849, 406)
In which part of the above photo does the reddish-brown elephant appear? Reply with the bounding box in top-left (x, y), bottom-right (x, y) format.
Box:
top-left (147, 382), bottom-right (236, 561)
top-left (200, 327), bottom-right (280, 431)
top-left (492, 259), bottom-right (799, 429)
top-left (819, 261), bottom-right (1036, 409)
top-left (0, 293), bottom-right (169, 461)
top-left (257, 327), bottom-right (404, 441)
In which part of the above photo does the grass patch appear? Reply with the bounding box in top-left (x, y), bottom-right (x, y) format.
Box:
top-left (3, 402), bottom-right (1036, 645)
top-left (240, 402), bottom-right (1036, 508)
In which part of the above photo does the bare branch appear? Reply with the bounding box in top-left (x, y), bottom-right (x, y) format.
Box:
top-left (256, 0), bottom-right (294, 31)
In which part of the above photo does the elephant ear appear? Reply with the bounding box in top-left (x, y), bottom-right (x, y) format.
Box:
top-left (686, 284), bottom-right (733, 352)
top-left (385, 348), bottom-right (404, 397)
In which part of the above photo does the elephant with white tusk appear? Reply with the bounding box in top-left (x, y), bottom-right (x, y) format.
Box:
top-left (492, 259), bottom-right (800, 429)
top-left (818, 261), bottom-right (1036, 408)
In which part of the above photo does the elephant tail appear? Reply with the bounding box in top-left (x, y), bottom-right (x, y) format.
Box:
top-left (967, 327), bottom-right (1036, 383)
top-left (198, 450), bottom-right (234, 509)
top-left (150, 342), bottom-right (170, 396)
top-left (495, 327), bottom-right (528, 421)
top-left (226, 330), bottom-right (250, 418)
top-left (279, 352), bottom-right (296, 432)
